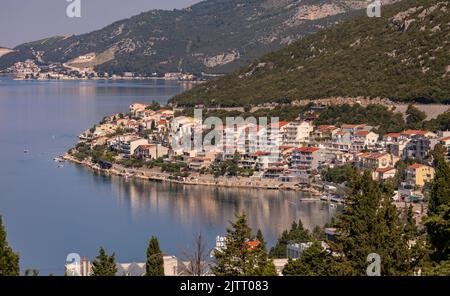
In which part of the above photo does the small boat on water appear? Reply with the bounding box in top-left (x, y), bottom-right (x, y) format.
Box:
top-left (320, 194), bottom-right (331, 202)
top-left (58, 164), bottom-right (64, 168)
top-left (53, 156), bottom-right (65, 163)
top-left (23, 149), bottom-right (29, 154)
top-left (330, 195), bottom-right (343, 203)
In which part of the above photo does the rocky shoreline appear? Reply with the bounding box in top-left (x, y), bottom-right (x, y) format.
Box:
top-left (63, 154), bottom-right (323, 195)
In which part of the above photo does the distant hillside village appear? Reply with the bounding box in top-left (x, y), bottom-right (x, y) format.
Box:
top-left (67, 102), bottom-right (450, 207)
top-left (2, 59), bottom-right (202, 81)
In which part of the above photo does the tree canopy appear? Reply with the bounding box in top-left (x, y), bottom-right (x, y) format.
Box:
top-left (0, 216), bottom-right (20, 276)
top-left (212, 213), bottom-right (277, 276)
top-left (146, 236), bottom-right (165, 276)
top-left (91, 247), bottom-right (117, 276)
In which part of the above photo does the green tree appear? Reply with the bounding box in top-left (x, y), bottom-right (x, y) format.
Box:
top-left (269, 220), bottom-right (311, 258)
top-left (331, 171), bottom-right (419, 275)
top-left (0, 215), bottom-right (20, 276)
top-left (24, 269), bottom-right (39, 276)
top-left (282, 241), bottom-right (346, 276)
top-left (425, 146), bottom-right (450, 262)
top-left (146, 236), bottom-right (164, 276)
top-left (406, 104), bottom-right (426, 129)
top-left (404, 205), bottom-right (417, 240)
top-left (423, 260), bottom-right (450, 276)
top-left (91, 247), bottom-right (117, 276)
top-left (213, 213), bottom-right (276, 276)
top-left (254, 229), bottom-right (277, 276)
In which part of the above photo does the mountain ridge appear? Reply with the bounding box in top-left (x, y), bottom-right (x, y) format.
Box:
top-left (171, 0), bottom-right (450, 106)
top-left (0, 0), bottom-right (379, 75)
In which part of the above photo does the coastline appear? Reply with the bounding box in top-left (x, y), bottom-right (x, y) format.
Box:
top-left (63, 153), bottom-right (323, 195)
top-left (11, 77), bottom-right (205, 83)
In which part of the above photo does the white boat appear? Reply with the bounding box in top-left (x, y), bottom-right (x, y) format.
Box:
top-left (330, 196), bottom-right (342, 203)
top-left (53, 156), bottom-right (65, 163)
top-left (320, 194), bottom-right (331, 202)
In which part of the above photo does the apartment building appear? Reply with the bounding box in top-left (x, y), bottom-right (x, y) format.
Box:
top-left (282, 121), bottom-right (313, 146)
top-left (406, 164), bottom-right (435, 187)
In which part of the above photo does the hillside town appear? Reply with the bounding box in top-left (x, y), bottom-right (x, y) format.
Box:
top-left (2, 59), bottom-right (202, 81)
top-left (66, 102), bottom-right (450, 212)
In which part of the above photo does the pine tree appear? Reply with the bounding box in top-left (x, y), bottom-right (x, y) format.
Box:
top-left (425, 145), bottom-right (450, 263)
top-left (282, 241), bottom-right (346, 276)
top-left (269, 219), bottom-right (311, 258)
top-left (146, 236), bottom-right (164, 276)
top-left (331, 171), bottom-right (418, 275)
top-left (404, 205), bottom-right (417, 240)
top-left (91, 247), bottom-right (117, 276)
top-left (254, 229), bottom-right (277, 276)
top-left (0, 215), bottom-right (20, 276)
top-left (213, 213), bottom-right (276, 276)
top-left (406, 104), bottom-right (426, 129)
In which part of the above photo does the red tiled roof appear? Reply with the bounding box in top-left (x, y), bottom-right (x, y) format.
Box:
top-left (439, 136), bottom-right (450, 142)
top-left (401, 130), bottom-right (428, 136)
top-left (376, 167), bottom-right (396, 173)
top-left (355, 130), bottom-right (370, 136)
top-left (318, 125), bottom-right (337, 131)
top-left (245, 241), bottom-right (261, 250)
top-left (270, 121), bottom-right (289, 128)
top-left (254, 151), bottom-right (271, 156)
top-left (342, 124), bottom-right (366, 129)
top-left (383, 133), bottom-right (401, 138)
top-left (408, 163), bottom-right (424, 169)
top-left (294, 147), bottom-right (320, 153)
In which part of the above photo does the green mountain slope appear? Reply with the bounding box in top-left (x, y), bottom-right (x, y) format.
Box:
top-left (0, 0), bottom-right (377, 75)
top-left (171, 0), bottom-right (450, 106)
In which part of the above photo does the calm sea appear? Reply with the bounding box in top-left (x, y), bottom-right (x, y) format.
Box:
top-left (0, 78), bottom-right (338, 274)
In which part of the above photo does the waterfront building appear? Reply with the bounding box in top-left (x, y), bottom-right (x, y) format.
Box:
top-left (112, 135), bottom-right (148, 157)
top-left (289, 147), bottom-right (324, 181)
top-left (135, 144), bottom-right (169, 160)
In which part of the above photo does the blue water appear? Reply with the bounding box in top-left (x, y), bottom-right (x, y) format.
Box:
top-left (0, 78), bottom-right (337, 275)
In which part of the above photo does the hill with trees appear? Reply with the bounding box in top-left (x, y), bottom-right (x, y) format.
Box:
top-left (172, 0), bottom-right (450, 106)
top-left (0, 0), bottom-right (374, 75)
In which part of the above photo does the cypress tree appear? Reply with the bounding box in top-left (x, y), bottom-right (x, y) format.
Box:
top-left (0, 215), bottom-right (20, 276)
top-left (91, 247), bottom-right (117, 276)
top-left (146, 236), bottom-right (164, 276)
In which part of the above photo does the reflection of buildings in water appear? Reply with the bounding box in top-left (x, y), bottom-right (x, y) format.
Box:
top-left (108, 176), bottom-right (340, 242)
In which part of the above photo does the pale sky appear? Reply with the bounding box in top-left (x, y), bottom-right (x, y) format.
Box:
top-left (0, 0), bottom-right (201, 48)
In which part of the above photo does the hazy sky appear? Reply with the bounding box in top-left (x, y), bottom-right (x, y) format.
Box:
top-left (0, 0), bottom-right (201, 48)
